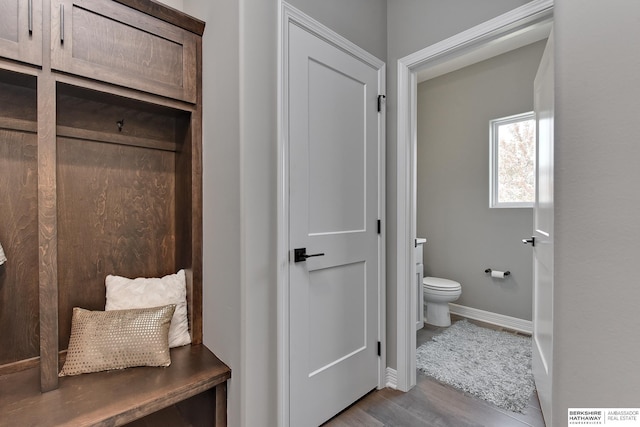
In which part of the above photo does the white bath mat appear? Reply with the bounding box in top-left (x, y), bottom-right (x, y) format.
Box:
top-left (416, 320), bottom-right (535, 413)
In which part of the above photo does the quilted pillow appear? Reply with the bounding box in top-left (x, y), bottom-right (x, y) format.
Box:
top-left (59, 305), bottom-right (175, 377)
top-left (105, 270), bottom-right (191, 348)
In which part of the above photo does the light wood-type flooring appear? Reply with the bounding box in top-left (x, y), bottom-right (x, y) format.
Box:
top-left (324, 317), bottom-right (546, 427)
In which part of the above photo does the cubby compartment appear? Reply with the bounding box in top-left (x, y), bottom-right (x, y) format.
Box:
top-left (0, 69), bottom-right (39, 369)
top-left (55, 83), bottom-right (196, 353)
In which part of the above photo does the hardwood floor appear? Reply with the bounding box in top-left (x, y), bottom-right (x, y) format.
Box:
top-left (323, 318), bottom-right (546, 427)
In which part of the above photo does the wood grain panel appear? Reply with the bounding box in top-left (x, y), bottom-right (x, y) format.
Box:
top-left (0, 77), bottom-right (37, 124)
top-left (37, 73), bottom-right (59, 392)
top-left (0, 0), bottom-right (20, 43)
top-left (126, 405), bottom-right (192, 427)
top-left (175, 388), bottom-right (217, 427)
top-left (0, 0), bottom-right (42, 66)
top-left (56, 83), bottom-right (183, 149)
top-left (174, 115), bottom-right (195, 342)
top-left (0, 344), bottom-right (230, 426)
top-left (51, 0), bottom-right (197, 103)
top-left (0, 129), bottom-right (39, 366)
top-left (72, 6), bottom-right (183, 87)
top-left (114, 0), bottom-right (205, 36)
top-left (56, 137), bottom-right (176, 350)
top-left (190, 37), bottom-right (203, 344)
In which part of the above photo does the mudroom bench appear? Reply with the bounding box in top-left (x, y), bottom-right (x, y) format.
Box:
top-left (0, 345), bottom-right (230, 426)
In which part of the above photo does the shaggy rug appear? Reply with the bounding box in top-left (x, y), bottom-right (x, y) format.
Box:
top-left (416, 320), bottom-right (534, 413)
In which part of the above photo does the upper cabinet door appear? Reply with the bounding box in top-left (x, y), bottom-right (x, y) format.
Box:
top-left (51, 0), bottom-right (197, 103)
top-left (0, 0), bottom-right (43, 66)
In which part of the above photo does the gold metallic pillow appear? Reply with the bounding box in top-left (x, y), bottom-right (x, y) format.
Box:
top-left (59, 305), bottom-right (176, 377)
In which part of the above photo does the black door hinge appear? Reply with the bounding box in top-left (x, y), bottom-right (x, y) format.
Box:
top-left (377, 219), bottom-right (381, 234)
top-left (377, 94), bottom-right (386, 112)
top-left (377, 341), bottom-right (381, 356)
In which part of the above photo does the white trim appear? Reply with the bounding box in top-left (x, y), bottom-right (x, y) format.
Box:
top-left (377, 54), bottom-right (387, 394)
top-left (385, 367), bottom-right (398, 389)
top-left (395, 58), bottom-right (416, 393)
top-left (278, 3), bottom-right (386, 426)
top-left (395, 0), bottom-right (553, 394)
top-left (276, 2), bottom-right (289, 424)
top-left (449, 303), bottom-right (533, 334)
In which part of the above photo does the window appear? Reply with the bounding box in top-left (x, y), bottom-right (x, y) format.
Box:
top-left (490, 112), bottom-right (536, 208)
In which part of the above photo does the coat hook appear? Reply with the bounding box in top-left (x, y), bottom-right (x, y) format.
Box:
top-left (116, 119), bottom-right (124, 132)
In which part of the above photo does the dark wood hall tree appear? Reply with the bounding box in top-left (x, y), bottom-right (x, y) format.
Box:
top-left (0, 1), bottom-right (230, 425)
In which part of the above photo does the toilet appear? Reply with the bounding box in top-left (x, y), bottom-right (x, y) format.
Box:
top-left (416, 237), bottom-right (462, 327)
top-left (423, 277), bottom-right (462, 327)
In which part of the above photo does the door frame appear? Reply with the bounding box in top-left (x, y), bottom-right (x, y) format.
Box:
top-left (277, 2), bottom-right (386, 426)
top-left (394, 0), bottom-right (553, 392)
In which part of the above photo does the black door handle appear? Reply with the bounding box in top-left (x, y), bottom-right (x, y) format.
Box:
top-left (294, 248), bottom-right (325, 263)
top-left (522, 237), bottom-right (535, 246)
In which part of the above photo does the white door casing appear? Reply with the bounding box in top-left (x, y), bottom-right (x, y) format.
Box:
top-left (278, 4), bottom-right (386, 427)
top-left (394, 0), bottom-right (553, 392)
top-left (531, 29), bottom-right (554, 426)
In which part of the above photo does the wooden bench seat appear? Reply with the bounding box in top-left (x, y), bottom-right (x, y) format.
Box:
top-left (0, 345), bottom-right (230, 427)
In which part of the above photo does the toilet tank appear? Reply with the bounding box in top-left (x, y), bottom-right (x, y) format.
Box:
top-left (415, 238), bottom-right (426, 264)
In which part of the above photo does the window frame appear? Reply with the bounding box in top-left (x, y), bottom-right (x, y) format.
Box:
top-left (489, 111), bottom-right (536, 209)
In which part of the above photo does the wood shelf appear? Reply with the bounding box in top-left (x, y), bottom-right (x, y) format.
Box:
top-left (0, 345), bottom-right (230, 427)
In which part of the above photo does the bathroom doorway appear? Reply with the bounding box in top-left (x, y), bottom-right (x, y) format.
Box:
top-left (394, 0), bottom-right (553, 394)
top-left (415, 38), bottom-right (546, 331)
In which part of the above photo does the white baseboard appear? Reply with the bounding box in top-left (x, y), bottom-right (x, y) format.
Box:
top-left (448, 303), bottom-right (532, 334)
top-left (385, 367), bottom-right (397, 389)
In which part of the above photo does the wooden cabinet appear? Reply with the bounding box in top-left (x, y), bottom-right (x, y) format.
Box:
top-left (0, 1), bottom-right (229, 426)
top-left (51, 0), bottom-right (198, 103)
top-left (0, 0), bottom-right (42, 66)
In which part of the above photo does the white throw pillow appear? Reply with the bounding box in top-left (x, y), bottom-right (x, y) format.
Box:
top-left (105, 270), bottom-right (191, 348)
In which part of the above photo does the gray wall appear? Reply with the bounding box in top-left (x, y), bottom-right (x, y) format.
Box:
top-left (181, 0), bottom-right (243, 424)
top-left (417, 41), bottom-right (545, 321)
top-left (183, 0), bottom-right (386, 425)
top-left (553, 1), bottom-right (640, 424)
top-left (386, 0), bottom-right (532, 368)
top-left (156, 0), bottom-right (183, 10)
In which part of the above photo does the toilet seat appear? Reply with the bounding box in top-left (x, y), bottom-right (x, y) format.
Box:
top-left (423, 276), bottom-right (461, 292)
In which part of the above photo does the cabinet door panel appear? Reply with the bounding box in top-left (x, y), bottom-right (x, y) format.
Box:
top-left (0, 0), bottom-right (42, 66)
top-left (51, 0), bottom-right (197, 103)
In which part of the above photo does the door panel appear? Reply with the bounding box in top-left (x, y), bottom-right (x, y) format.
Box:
top-left (0, 0), bottom-right (42, 66)
top-left (51, 0), bottom-right (197, 103)
top-left (532, 30), bottom-right (554, 426)
top-left (288, 23), bottom-right (381, 427)
top-left (308, 261), bottom-right (366, 374)
top-left (308, 59), bottom-right (366, 234)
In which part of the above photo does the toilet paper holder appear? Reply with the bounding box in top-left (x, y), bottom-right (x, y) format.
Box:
top-left (485, 268), bottom-right (510, 277)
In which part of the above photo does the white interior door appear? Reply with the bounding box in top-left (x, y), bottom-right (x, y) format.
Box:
top-left (288, 23), bottom-right (382, 427)
top-left (531, 30), bottom-right (554, 426)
